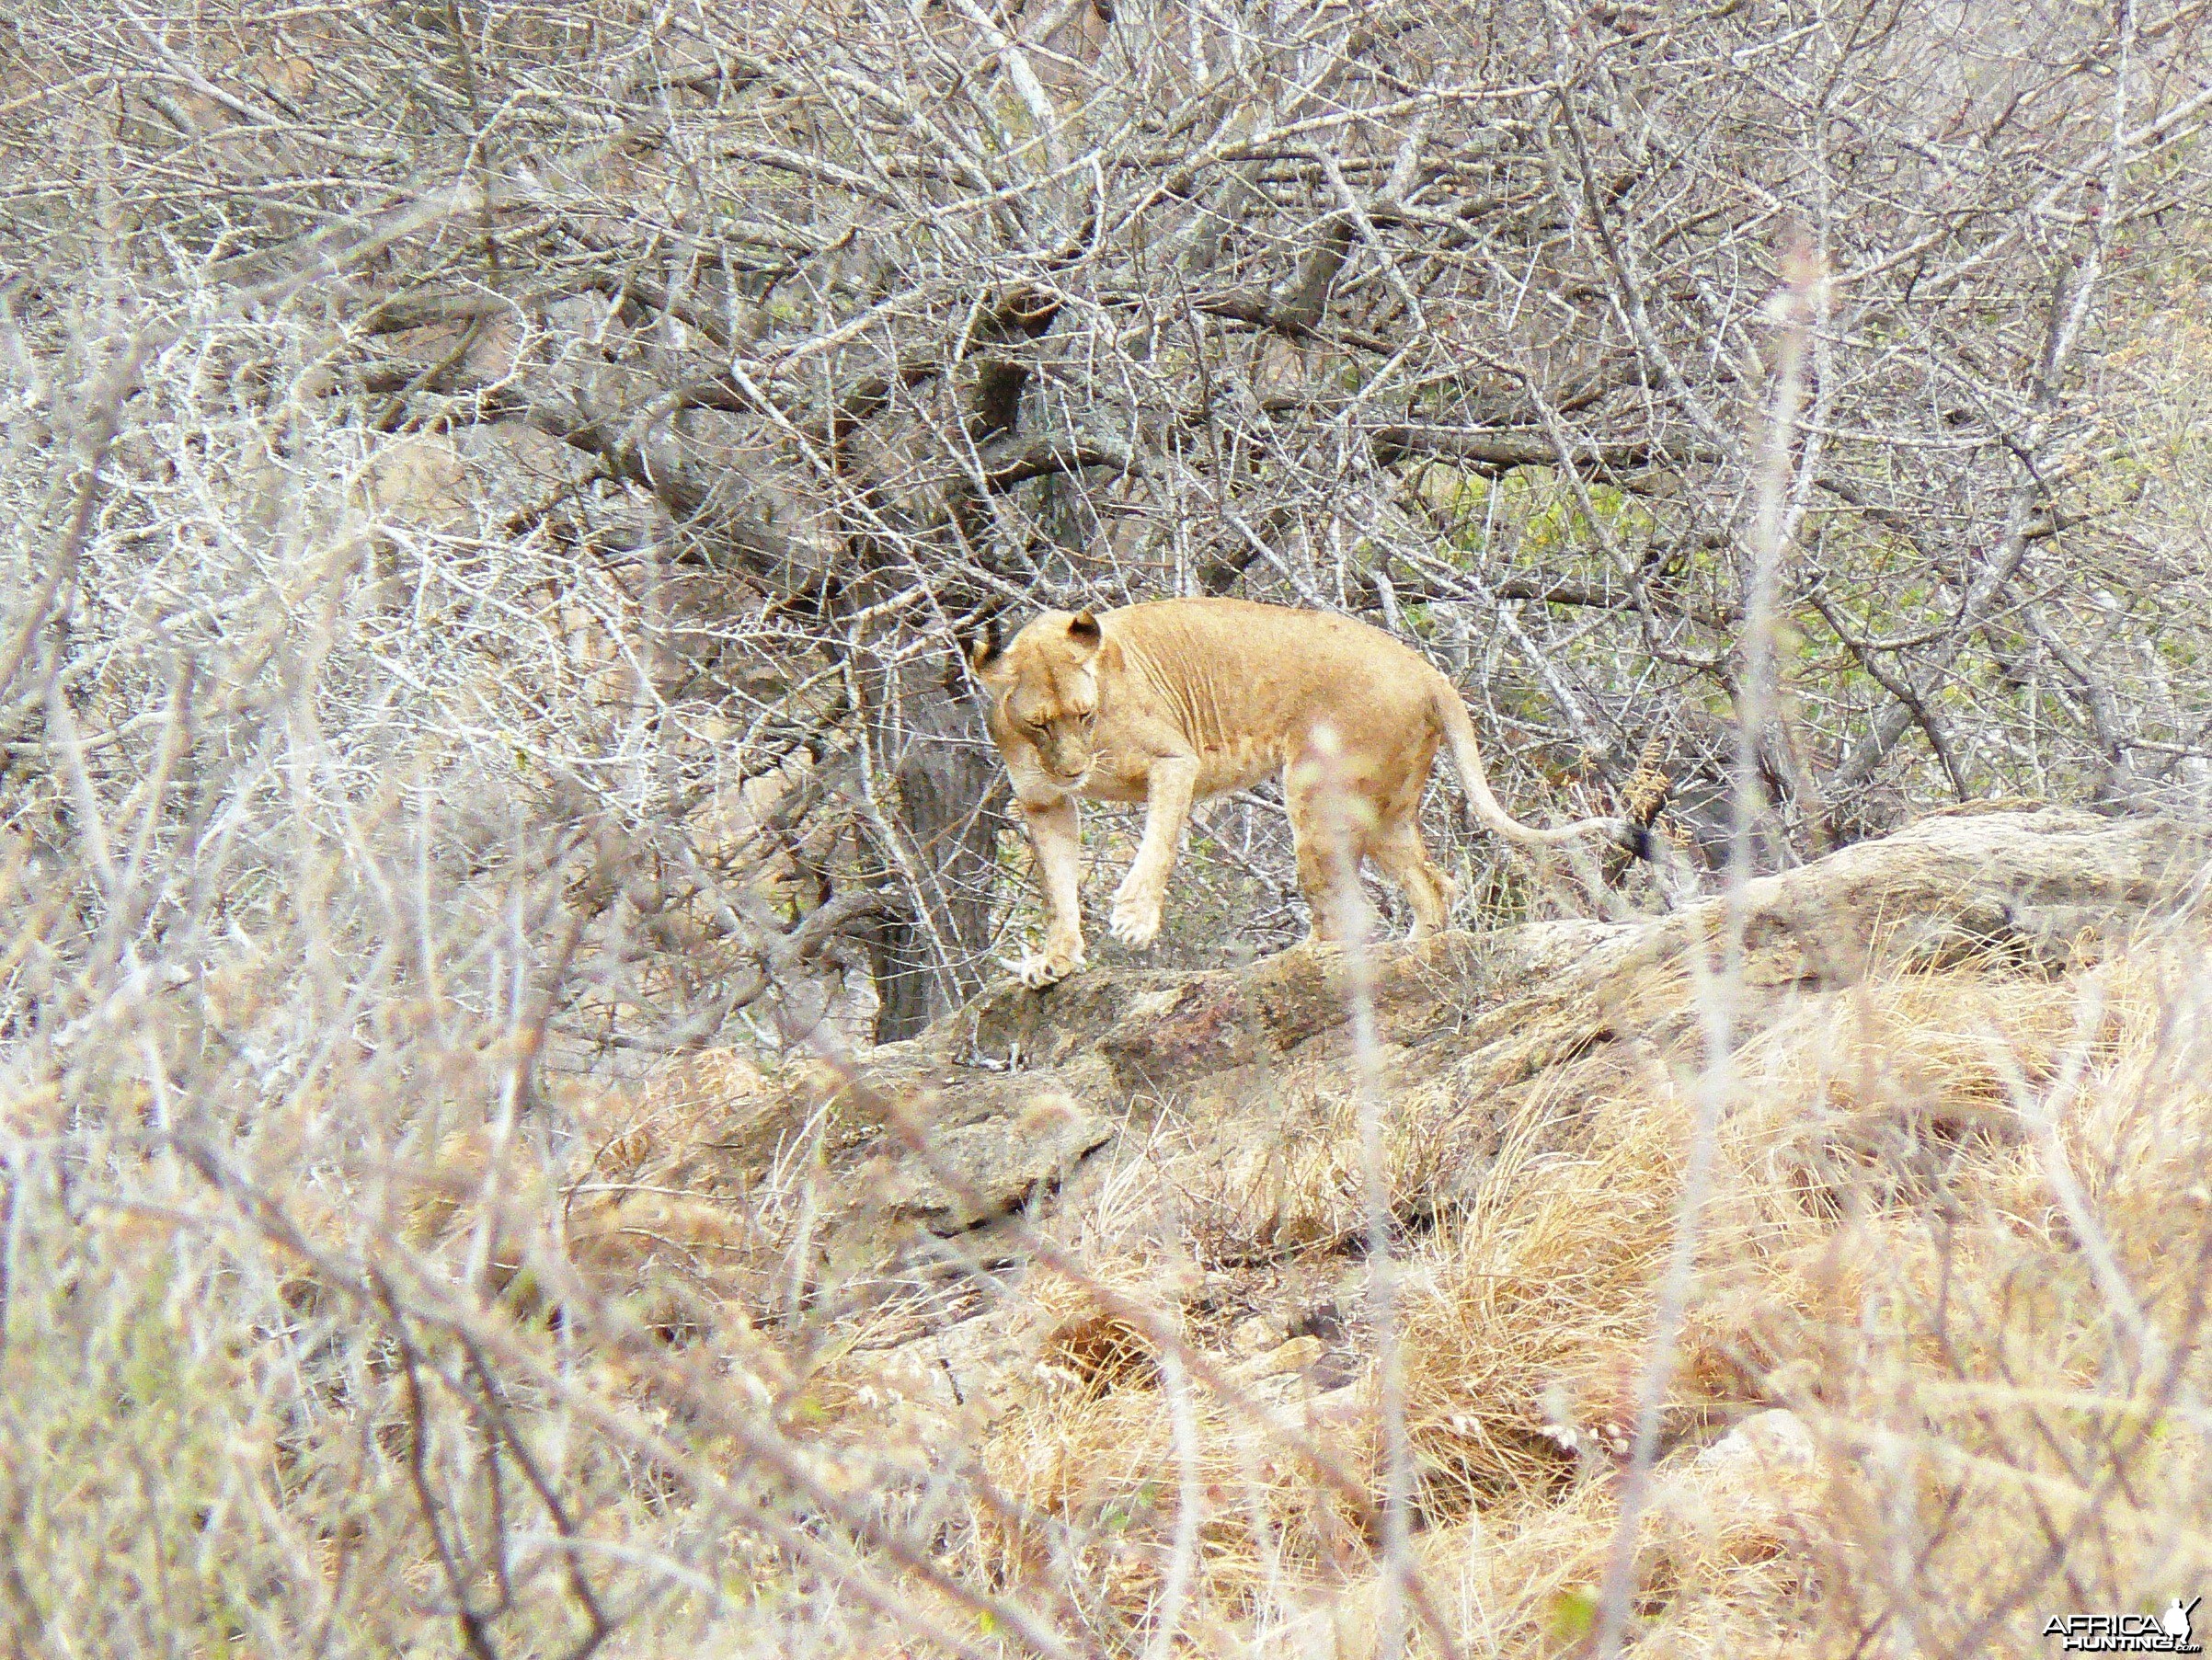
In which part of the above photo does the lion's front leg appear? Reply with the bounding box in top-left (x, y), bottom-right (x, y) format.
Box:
top-left (1017, 795), bottom-right (1086, 987)
top-left (1109, 754), bottom-right (1199, 949)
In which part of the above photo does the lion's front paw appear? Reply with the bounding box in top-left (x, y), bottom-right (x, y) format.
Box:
top-left (1014, 942), bottom-right (1086, 989)
top-left (1108, 890), bottom-right (1162, 948)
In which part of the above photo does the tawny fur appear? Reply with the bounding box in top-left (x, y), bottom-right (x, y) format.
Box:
top-left (972, 597), bottom-right (1625, 988)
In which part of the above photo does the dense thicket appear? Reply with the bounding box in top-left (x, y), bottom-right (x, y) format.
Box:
top-left (7, 0), bottom-right (2204, 1042)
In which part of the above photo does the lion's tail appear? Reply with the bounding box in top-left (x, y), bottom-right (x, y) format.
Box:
top-left (1430, 678), bottom-right (1640, 853)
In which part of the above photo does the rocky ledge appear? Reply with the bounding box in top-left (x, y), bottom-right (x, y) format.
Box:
top-left (582, 806), bottom-right (2211, 1266)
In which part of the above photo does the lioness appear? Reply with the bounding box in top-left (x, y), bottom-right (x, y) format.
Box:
top-left (971, 597), bottom-right (1631, 988)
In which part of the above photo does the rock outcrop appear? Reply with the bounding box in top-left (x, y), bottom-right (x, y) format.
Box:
top-left (607, 806), bottom-right (2209, 1257)
top-left (676, 804), bottom-right (2212, 1219)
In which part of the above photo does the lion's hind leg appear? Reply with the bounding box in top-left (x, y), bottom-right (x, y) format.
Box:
top-left (1367, 812), bottom-right (1457, 938)
top-left (1287, 766), bottom-right (1402, 945)
top-left (1285, 775), bottom-right (1352, 944)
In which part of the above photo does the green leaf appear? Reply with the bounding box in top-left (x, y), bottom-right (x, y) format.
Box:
top-left (1550, 1586), bottom-right (1600, 1640)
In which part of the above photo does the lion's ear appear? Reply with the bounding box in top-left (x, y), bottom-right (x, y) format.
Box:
top-left (1067, 611), bottom-right (1102, 650)
top-left (966, 615), bottom-right (1003, 675)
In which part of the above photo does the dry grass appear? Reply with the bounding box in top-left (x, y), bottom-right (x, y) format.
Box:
top-left (775, 934), bottom-right (2211, 1658)
top-left (13, 765), bottom-right (2212, 1658)
top-left (402, 918), bottom-right (2203, 1659)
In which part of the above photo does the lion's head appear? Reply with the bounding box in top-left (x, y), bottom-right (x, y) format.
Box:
top-left (970, 610), bottom-right (1105, 786)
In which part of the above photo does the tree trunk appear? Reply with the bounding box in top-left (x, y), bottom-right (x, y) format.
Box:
top-left (861, 625), bottom-right (1008, 1041)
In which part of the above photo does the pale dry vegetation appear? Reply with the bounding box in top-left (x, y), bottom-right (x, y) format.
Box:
top-left (5, 0), bottom-right (2212, 1655)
